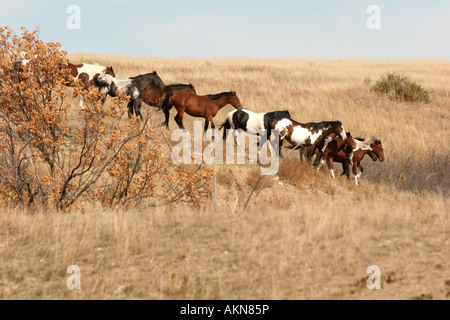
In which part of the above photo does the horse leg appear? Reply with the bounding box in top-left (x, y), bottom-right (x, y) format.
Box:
top-left (134, 100), bottom-right (143, 120)
top-left (77, 73), bottom-right (90, 110)
top-left (299, 146), bottom-right (306, 162)
top-left (233, 130), bottom-right (240, 147)
top-left (327, 157), bottom-right (335, 178)
top-left (317, 149), bottom-right (329, 172)
top-left (342, 162), bottom-right (351, 179)
top-left (278, 138), bottom-right (284, 158)
top-left (313, 151), bottom-right (322, 167)
top-left (174, 111), bottom-right (185, 130)
top-left (127, 101), bottom-right (134, 119)
top-left (353, 162), bottom-right (360, 185)
top-left (358, 163), bottom-right (365, 173)
top-left (308, 146), bottom-right (317, 163)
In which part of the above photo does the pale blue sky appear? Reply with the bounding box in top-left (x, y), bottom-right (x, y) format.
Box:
top-left (2, 0), bottom-right (449, 59)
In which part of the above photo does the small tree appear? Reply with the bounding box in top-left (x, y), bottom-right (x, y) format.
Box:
top-left (0, 27), bottom-right (213, 211)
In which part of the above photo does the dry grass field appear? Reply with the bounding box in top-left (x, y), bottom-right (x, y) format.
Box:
top-left (0, 54), bottom-right (449, 300)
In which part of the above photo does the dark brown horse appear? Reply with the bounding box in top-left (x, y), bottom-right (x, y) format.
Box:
top-left (162, 91), bottom-right (243, 131)
top-left (141, 83), bottom-right (196, 127)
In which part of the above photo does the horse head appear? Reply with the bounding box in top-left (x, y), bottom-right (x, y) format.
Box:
top-left (228, 91), bottom-right (243, 110)
top-left (345, 132), bottom-right (357, 150)
top-left (94, 72), bottom-right (115, 95)
top-left (330, 121), bottom-right (347, 141)
top-left (282, 110), bottom-right (291, 119)
top-left (368, 151), bottom-right (378, 161)
top-left (151, 71), bottom-right (167, 90)
top-left (370, 140), bottom-right (384, 162)
top-left (105, 66), bottom-right (115, 77)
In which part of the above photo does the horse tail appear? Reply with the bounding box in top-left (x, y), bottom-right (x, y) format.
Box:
top-left (263, 113), bottom-right (280, 142)
top-left (162, 92), bottom-right (173, 112)
top-left (218, 119), bottom-right (231, 140)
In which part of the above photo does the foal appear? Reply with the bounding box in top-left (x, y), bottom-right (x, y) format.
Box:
top-left (315, 132), bottom-right (357, 178)
top-left (336, 138), bottom-right (385, 185)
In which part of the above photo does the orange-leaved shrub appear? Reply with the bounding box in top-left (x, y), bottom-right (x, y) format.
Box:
top-left (0, 27), bottom-right (213, 211)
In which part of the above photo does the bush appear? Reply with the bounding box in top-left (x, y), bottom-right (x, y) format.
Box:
top-left (371, 73), bottom-right (431, 103)
top-left (0, 27), bottom-right (213, 211)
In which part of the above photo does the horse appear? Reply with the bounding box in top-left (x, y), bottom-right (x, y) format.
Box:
top-left (315, 132), bottom-right (357, 178)
top-left (270, 117), bottom-right (347, 158)
top-left (94, 72), bottom-right (167, 119)
top-left (219, 108), bottom-right (291, 149)
top-left (16, 52), bottom-right (115, 91)
top-left (141, 83), bottom-right (196, 128)
top-left (63, 62), bottom-right (115, 91)
top-left (336, 137), bottom-right (385, 185)
top-left (162, 91), bottom-right (243, 132)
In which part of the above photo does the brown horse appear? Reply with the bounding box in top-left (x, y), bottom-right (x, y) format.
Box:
top-left (162, 91), bottom-right (243, 131)
top-left (335, 137), bottom-right (385, 185)
top-left (315, 132), bottom-right (357, 178)
top-left (141, 83), bottom-right (196, 127)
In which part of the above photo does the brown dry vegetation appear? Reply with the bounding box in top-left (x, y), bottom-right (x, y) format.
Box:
top-left (1, 53), bottom-right (449, 300)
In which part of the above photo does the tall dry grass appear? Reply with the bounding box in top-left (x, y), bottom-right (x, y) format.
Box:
top-left (0, 189), bottom-right (447, 300)
top-left (1, 55), bottom-right (449, 299)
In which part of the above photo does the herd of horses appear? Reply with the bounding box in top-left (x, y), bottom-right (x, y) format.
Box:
top-left (18, 54), bottom-right (385, 185)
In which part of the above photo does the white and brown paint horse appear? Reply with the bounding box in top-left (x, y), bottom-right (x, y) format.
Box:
top-left (271, 117), bottom-right (348, 158)
top-left (336, 137), bottom-right (385, 185)
top-left (16, 52), bottom-right (115, 91)
top-left (17, 52), bottom-right (115, 89)
top-left (63, 62), bottom-right (115, 90)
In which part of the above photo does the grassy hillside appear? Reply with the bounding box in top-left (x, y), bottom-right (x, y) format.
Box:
top-left (0, 55), bottom-right (448, 299)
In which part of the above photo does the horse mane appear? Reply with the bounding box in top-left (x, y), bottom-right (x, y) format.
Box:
top-left (355, 137), bottom-right (378, 149)
top-left (207, 92), bottom-right (234, 100)
top-left (265, 110), bottom-right (291, 119)
top-left (307, 121), bottom-right (342, 130)
top-left (129, 72), bottom-right (157, 80)
top-left (169, 83), bottom-right (194, 88)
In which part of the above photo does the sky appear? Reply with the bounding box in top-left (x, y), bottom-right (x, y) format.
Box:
top-left (1, 0), bottom-right (449, 60)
